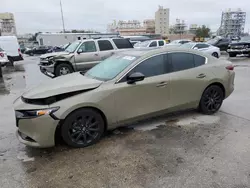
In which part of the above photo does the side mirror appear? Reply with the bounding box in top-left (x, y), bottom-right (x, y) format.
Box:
top-left (193, 47), bottom-right (198, 50)
top-left (127, 72), bottom-right (145, 84)
top-left (77, 48), bottom-right (83, 54)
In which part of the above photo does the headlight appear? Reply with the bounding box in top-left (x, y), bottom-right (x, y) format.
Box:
top-left (15, 107), bottom-right (59, 119)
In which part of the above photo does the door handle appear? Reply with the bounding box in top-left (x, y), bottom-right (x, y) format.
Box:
top-left (156, 82), bottom-right (168, 87)
top-left (196, 74), bottom-right (206, 78)
top-left (94, 53), bottom-right (98, 56)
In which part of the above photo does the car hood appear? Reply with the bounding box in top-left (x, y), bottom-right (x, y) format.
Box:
top-left (22, 72), bottom-right (103, 99)
top-left (40, 51), bottom-right (69, 59)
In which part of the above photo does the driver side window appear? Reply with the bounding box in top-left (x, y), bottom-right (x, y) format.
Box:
top-left (78, 41), bottom-right (97, 53)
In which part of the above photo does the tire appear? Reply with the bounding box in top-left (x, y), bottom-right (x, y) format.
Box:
top-left (212, 52), bottom-right (219, 58)
top-left (55, 63), bottom-right (73, 77)
top-left (7, 57), bottom-right (14, 66)
top-left (61, 108), bottom-right (105, 148)
top-left (229, 53), bottom-right (236, 57)
top-left (199, 85), bottom-right (224, 115)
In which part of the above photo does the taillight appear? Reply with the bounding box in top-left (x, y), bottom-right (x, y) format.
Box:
top-left (226, 65), bottom-right (234, 70)
top-left (18, 48), bottom-right (21, 54)
top-left (0, 52), bottom-right (4, 57)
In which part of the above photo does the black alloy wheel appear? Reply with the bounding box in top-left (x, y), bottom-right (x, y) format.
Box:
top-left (199, 85), bottom-right (224, 115)
top-left (212, 52), bottom-right (219, 58)
top-left (61, 109), bottom-right (105, 148)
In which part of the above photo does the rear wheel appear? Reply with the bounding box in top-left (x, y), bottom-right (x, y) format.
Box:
top-left (61, 108), bottom-right (105, 148)
top-left (229, 53), bottom-right (236, 57)
top-left (55, 63), bottom-right (73, 77)
top-left (212, 52), bottom-right (219, 58)
top-left (7, 57), bottom-right (14, 66)
top-left (199, 85), bottom-right (224, 115)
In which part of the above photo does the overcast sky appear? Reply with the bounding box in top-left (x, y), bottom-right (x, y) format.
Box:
top-left (1, 0), bottom-right (250, 34)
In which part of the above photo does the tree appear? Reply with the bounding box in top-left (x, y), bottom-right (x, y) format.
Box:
top-left (195, 25), bottom-right (210, 38)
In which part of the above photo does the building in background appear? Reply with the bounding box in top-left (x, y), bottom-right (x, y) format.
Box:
top-left (0, 13), bottom-right (17, 36)
top-left (143, 19), bottom-right (155, 34)
top-left (107, 20), bottom-right (148, 36)
top-left (155, 6), bottom-right (170, 36)
top-left (217, 8), bottom-right (246, 37)
top-left (189, 24), bottom-right (198, 35)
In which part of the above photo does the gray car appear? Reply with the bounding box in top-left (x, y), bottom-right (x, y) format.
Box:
top-left (15, 47), bottom-right (235, 148)
top-left (39, 38), bottom-right (133, 77)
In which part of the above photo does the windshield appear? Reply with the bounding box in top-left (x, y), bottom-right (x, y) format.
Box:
top-left (85, 54), bottom-right (138, 81)
top-left (134, 41), bottom-right (151, 47)
top-left (180, 43), bottom-right (194, 49)
top-left (65, 41), bottom-right (81, 53)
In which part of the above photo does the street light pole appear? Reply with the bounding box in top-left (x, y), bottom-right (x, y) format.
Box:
top-left (60, 0), bottom-right (66, 33)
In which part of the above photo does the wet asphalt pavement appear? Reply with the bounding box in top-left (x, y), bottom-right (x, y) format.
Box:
top-left (0, 54), bottom-right (250, 188)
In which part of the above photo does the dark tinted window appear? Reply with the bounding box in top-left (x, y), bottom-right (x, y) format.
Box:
top-left (170, 53), bottom-right (194, 72)
top-left (131, 54), bottom-right (166, 78)
top-left (98, 40), bottom-right (114, 51)
top-left (149, 41), bottom-right (157, 47)
top-left (194, 54), bottom-right (206, 67)
top-left (194, 43), bottom-right (209, 49)
top-left (158, 40), bottom-right (165, 46)
top-left (78, 41), bottom-right (97, 52)
top-left (180, 40), bottom-right (190, 44)
top-left (113, 39), bottom-right (133, 49)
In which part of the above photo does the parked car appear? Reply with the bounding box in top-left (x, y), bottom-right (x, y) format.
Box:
top-left (47, 46), bottom-right (65, 53)
top-left (181, 42), bottom-right (221, 58)
top-left (227, 37), bottom-right (250, 57)
top-left (14, 47), bottom-right (235, 148)
top-left (207, 36), bottom-right (231, 51)
top-left (0, 36), bottom-right (23, 64)
top-left (24, 46), bottom-right (53, 56)
top-left (167, 39), bottom-right (192, 46)
top-left (39, 38), bottom-right (134, 77)
top-left (0, 47), bottom-right (9, 67)
top-left (134, 40), bottom-right (167, 48)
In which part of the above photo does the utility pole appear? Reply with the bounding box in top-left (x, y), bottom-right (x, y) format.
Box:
top-left (60, 0), bottom-right (66, 33)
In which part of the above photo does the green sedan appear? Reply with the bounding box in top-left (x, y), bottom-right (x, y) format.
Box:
top-left (14, 47), bottom-right (235, 148)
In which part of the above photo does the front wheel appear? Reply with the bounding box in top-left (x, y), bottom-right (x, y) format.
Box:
top-left (212, 52), bottom-right (219, 58)
top-left (61, 108), bottom-right (105, 148)
top-left (55, 63), bottom-right (73, 77)
top-left (199, 85), bottom-right (224, 115)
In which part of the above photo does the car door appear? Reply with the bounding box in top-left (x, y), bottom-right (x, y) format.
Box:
top-left (97, 40), bottom-right (115, 61)
top-left (216, 39), bottom-right (230, 51)
top-left (74, 41), bottom-right (101, 71)
top-left (113, 54), bottom-right (171, 123)
top-left (167, 52), bottom-right (211, 109)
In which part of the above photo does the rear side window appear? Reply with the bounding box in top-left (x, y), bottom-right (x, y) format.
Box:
top-left (180, 41), bottom-right (190, 44)
top-left (170, 52), bottom-right (194, 72)
top-left (194, 54), bottom-right (206, 67)
top-left (158, 40), bottom-right (165, 46)
top-left (149, 41), bottom-right (157, 47)
top-left (113, 39), bottom-right (133, 49)
top-left (98, 40), bottom-right (114, 51)
top-left (194, 43), bottom-right (209, 49)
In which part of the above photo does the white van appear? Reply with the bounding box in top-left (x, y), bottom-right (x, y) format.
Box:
top-left (0, 36), bottom-right (23, 64)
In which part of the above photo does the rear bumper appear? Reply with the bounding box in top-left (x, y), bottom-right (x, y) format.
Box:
top-left (12, 55), bottom-right (24, 61)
